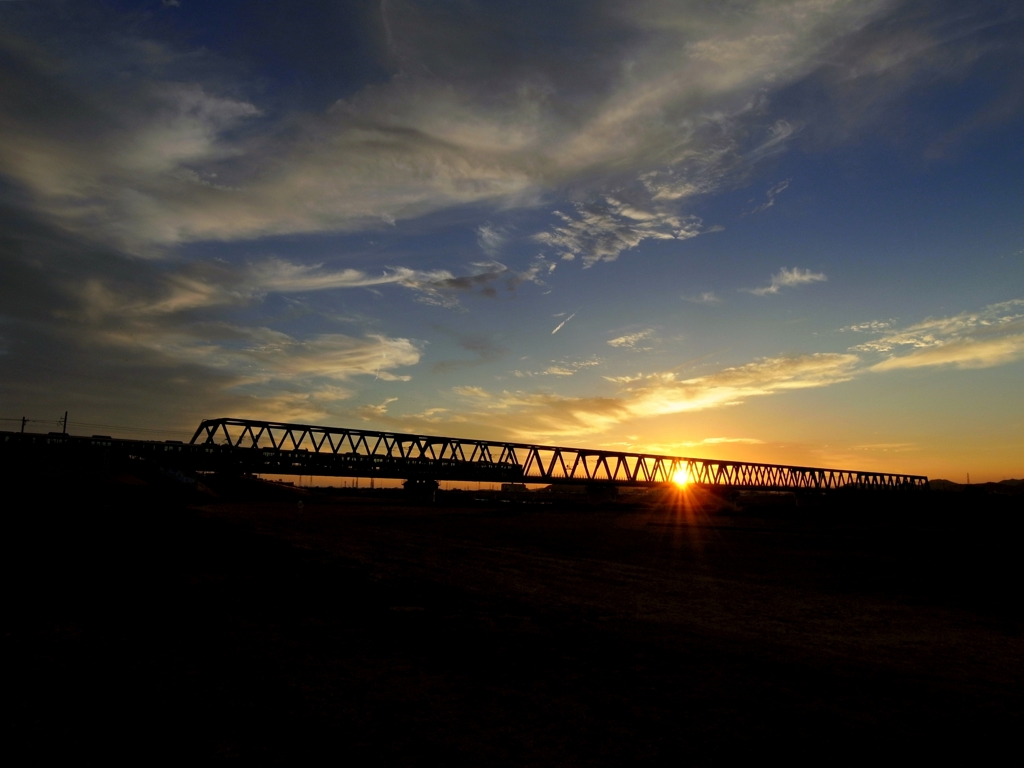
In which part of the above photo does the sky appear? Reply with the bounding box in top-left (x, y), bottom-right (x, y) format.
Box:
top-left (1, 0), bottom-right (1022, 481)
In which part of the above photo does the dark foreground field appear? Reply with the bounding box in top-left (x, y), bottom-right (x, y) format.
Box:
top-left (5, 471), bottom-right (1023, 763)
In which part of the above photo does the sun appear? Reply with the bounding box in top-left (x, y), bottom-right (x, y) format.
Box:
top-left (672, 468), bottom-right (690, 487)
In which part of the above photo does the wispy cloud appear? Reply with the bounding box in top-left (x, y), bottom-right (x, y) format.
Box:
top-left (871, 335), bottom-right (1024, 371)
top-left (101, 325), bottom-right (420, 385)
top-left (0, 0), bottom-right (885, 254)
top-left (683, 291), bottom-right (721, 304)
top-left (747, 267), bottom-right (827, 295)
top-left (749, 179), bottom-right (791, 214)
top-left (842, 320), bottom-right (892, 332)
top-left (440, 351), bottom-right (860, 441)
top-left (35, 250), bottom-right (427, 409)
top-left (604, 437), bottom-right (766, 455)
top-left (355, 398), bottom-right (399, 420)
top-left (72, 256), bottom-right (554, 319)
top-left (476, 224), bottom-right (507, 256)
top-left (699, 437), bottom-right (765, 445)
top-left (607, 329), bottom-right (654, 350)
top-left (535, 198), bottom-right (706, 267)
top-left (513, 357), bottom-right (601, 378)
top-left (850, 442), bottom-right (917, 452)
top-left (446, 300), bottom-right (1024, 440)
top-left (853, 300), bottom-right (1024, 370)
top-left (621, 353), bottom-right (859, 418)
top-left (348, 298), bottom-right (1024, 441)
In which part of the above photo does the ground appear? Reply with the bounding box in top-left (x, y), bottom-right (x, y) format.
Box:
top-left (5, 472), bottom-right (1023, 763)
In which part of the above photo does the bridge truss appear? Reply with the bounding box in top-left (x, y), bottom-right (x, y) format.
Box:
top-left (188, 417), bottom-right (928, 491)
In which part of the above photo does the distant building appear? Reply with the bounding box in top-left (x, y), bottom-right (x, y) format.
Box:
top-left (501, 483), bottom-right (528, 492)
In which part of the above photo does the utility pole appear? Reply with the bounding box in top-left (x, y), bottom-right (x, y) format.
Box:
top-left (62, 411), bottom-right (68, 434)
top-left (21, 416), bottom-right (26, 433)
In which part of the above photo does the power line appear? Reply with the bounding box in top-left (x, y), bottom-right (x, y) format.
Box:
top-left (67, 421), bottom-right (193, 435)
top-left (1, 417), bottom-right (194, 438)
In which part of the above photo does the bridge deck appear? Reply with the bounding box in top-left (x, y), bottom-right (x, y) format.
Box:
top-left (189, 417), bottom-right (926, 491)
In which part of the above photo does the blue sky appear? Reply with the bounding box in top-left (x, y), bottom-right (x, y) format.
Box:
top-left (1, 0), bottom-right (1022, 479)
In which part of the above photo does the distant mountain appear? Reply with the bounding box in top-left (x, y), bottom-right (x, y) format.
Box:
top-left (930, 479), bottom-right (1024, 494)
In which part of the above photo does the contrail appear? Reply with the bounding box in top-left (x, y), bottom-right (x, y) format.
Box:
top-left (551, 307), bottom-right (581, 335)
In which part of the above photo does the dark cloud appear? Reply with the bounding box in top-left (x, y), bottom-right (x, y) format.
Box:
top-left (431, 328), bottom-right (508, 374)
top-left (769, 0), bottom-right (1024, 152)
top-left (1, 0), bottom-right (934, 254)
top-left (0, 197), bottom-right (423, 428)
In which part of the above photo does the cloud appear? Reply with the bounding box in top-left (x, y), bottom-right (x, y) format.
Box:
top-left (621, 353), bottom-right (859, 417)
top-left (604, 437), bottom-right (766, 455)
top-left (851, 442), bottom-right (916, 452)
top-left (607, 329), bottom-right (654, 350)
top-left (0, 0), bottom-right (898, 254)
top-left (853, 300), bottom-right (1024, 352)
top-left (66, 256), bottom-right (552, 320)
top-left (749, 179), bottom-right (791, 213)
top-left (355, 398), bottom-right (399, 420)
top-left (512, 357), bottom-right (602, 378)
top-left (871, 335), bottom-right (1024, 371)
top-left (683, 291), bottom-right (721, 304)
top-left (335, 298), bottom-right (1024, 441)
top-left (0, 201), bottom-right (445, 428)
top-left (451, 386), bottom-right (490, 399)
top-left (432, 331), bottom-right (508, 373)
top-left (439, 351), bottom-right (860, 441)
top-left (7, 0), bottom-right (1007, 272)
top-left (851, 300), bottom-right (1024, 370)
top-left (234, 385), bottom-right (360, 424)
top-left (745, 120), bottom-right (800, 162)
top-left (4, 2), bottom-right (1018, 439)
top-left (74, 268), bottom-right (415, 378)
top-left (747, 267), bottom-right (827, 295)
top-left (96, 323), bottom-right (421, 386)
top-left (0, 284), bottom-right (421, 430)
top-left (338, 296), bottom-right (1024, 441)
top-left (842, 320), bottom-right (892, 332)
top-left (476, 224), bottom-right (506, 256)
top-left (535, 198), bottom-right (706, 266)
top-left (697, 437), bottom-right (765, 445)
top-left (602, 373), bottom-right (647, 385)
top-left (261, 257), bottom-right (552, 308)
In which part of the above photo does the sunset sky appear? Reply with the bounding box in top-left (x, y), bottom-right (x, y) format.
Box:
top-left (1, 1), bottom-right (1022, 481)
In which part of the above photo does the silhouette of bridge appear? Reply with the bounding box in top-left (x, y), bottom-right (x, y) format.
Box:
top-left (1, 417), bottom-right (928, 491)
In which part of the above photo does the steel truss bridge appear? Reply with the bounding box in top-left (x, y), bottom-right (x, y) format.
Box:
top-left (1, 416), bottom-right (928, 491)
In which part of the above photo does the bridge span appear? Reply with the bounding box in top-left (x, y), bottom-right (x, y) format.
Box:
top-left (2, 416), bottom-right (928, 491)
top-left (187, 418), bottom-right (927, 491)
